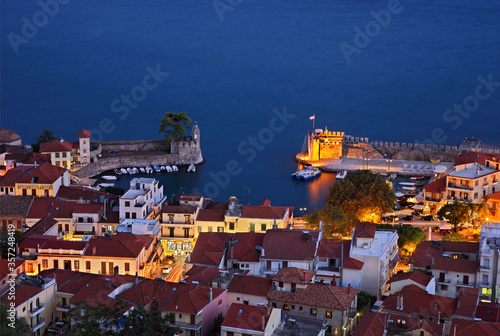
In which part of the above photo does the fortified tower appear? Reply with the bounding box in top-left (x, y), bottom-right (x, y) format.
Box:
top-left (308, 128), bottom-right (344, 160)
top-left (78, 129), bottom-right (91, 164)
top-left (170, 122), bottom-right (203, 164)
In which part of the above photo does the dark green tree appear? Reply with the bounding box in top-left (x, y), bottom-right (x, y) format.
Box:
top-left (377, 224), bottom-right (425, 255)
top-left (0, 228), bottom-right (24, 259)
top-left (303, 205), bottom-right (352, 237)
top-left (208, 313), bottom-right (224, 336)
top-left (356, 291), bottom-right (376, 313)
top-left (119, 305), bottom-right (179, 336)
top-left (0, 302), bottom-right (31, 336)
top-left (158, 112), bottom-right (192, 144)
top-left (67, 302), bottom-right (118, 336)
top-left (104, 186), bottom-right (126, 196)
top-left (36, 129), bottom-right (59, 144)
top-left (325, 170), bottom-right (396, 225)
top-left (437, 202), bottom-right (471, 232)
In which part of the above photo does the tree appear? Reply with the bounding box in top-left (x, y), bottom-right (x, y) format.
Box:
top-left (357, 291), bottom-right (376, 313)
top-left (119, 305), bottom-right (179, 336)
top-left (303, 205), bottom-right (352, 237)
top-left (67, 302), bottom-right (118, 336)
top-left (208, 312), bottom-right (224, 336)
top-left (158, 112), bottom-right (192, 144)
top-left (377, 224), bottom-right (425, 255)
top-left (0, 302), bottom-right (31, 336)
top-left (104, 186), bottom-right (126, 196)
top-left (36, 129), bottom-right (59, 144)
top-left (467, 203), bottom-right (491, 230)
top-left (437, 202), bottom-right (471, 232)
top-left (325, 170), bottom-right (396, 224)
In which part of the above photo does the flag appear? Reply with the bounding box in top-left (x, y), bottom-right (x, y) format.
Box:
top-left (309, 115), bottom-right (315, 120)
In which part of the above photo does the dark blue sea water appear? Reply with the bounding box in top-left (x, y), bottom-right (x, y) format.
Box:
top-left (2, 0), bottom-right (500, 213)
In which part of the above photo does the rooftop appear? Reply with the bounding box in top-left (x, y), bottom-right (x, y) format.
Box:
top-left (0, 128), bottom-right (21, 143)
top-left (0, 195), bottom-right (34, 216)
top-left (227, 274), bottom-right (273, 297)
top-left (162, 205), bottom-right (197, 214)
top-left (449, 163), bottom-right (497, 179)
top-left (222, 303), bottom-right (271, 332)
top-left (196, 209), bottom-right (226, 222)
top-left (386, 270), bottom-right (433, 287)
top-left (24, 216), bottom-right (58, 237)
top-left (183, 266), bottom-right (221, 286)
top-left (261, 229), bottom-right (320, 261)
top-left (353, 222), bottom-right (376, 239)
top-left (351, 230), bottom-right (398, 258)
top-left (273, 267), bottom-right (316, 284)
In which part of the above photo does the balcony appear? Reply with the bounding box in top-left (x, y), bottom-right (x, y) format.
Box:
top-left (480, 265), bottom-right (490, 271)
top-left (47, 321), bottom-right (68, 334)
top-left (425, 197), bottom-right (441, 202)
top-left (29, 304), bottom-right (45, 317)
top-left (448, 182), bottom-right (473, 191)
top-left (317, 266), bottom-right (340, 273)
top-left (165, 320), bottom-right (202, 331)
top-left (447, 196), bottom-right (472, 203)
top-left (480, 282), bottom-right (490, 287)
top-left (457, 281), bottom-right (475, 288)
top-left (57, 302), bottom-right (71, 312)
top-left (32, 317), bottom-right (46, 332)
top-left (263, 267), bottom-right (280, 274)
top-left (437, 279), bottom-right (451, 285)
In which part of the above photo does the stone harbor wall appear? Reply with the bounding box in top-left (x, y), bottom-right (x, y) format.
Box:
top-left (100, 140), bottom-right (167, 152)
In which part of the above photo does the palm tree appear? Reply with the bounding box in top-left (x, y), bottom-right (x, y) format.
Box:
top-left (36, 129), bottom-right (59, 143)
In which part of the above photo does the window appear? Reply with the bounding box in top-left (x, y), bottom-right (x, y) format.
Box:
top-left (198, 226), bottom-right (202, 233)
top-left (326, 310), bottom-right (332, 318)
top-left (184, 228), bottom-right (190, 238)
top-left (299, 306), bottom-right (303, 311)
top-left (62, 152), bottom-right (67, 158)
top-left (74, 261), bottom-right (80, 270)
top-left (284, 304), bottom-right (289, 310)
top-left (310, 308), bottom-right (317, 316)
top-left (168, 214), bottom-right (174, 223)
top-left (227, 333), bottom-right (234, 336)
top-left (83, 140), bottom-right (87, 145)
top-left (125, 201), bottom-right (130, 207)
top-left (440, 285), bottom-right (448, 291)
top-left (229, 222), bottom-right (235, 230)
top-left (484, 259), bottom-right (490, 268)
top-left (55, 153), bottom-right (60, 158)
top-left (261, 224), bottom-right (266, 231)
top-left (291, 283), bottom-right (296, 293)
top-left (283, 261), bottom-right (288, 268)
top-left (169, 228), bottom-right (175, 237)
top-left (132, 212), bottom-right (136, 219)
top-left (279, 282), bottom-right (284, 288)
top-left (243, 300), bottom-right (249, 305)
top-left (42, 259), bottom-right (48, 269)
top-left (217, 227), bottom-right (224, 232)
top-left (125, 212), bottom-right (130, 219)
top-left (483, 274), bottom-right (489, 285)
top-left (218, 300), bottom-right (222, 306)
top-left (86, 261), bottom-right (91, 270)
top-left (250, 224), bottom-right (255, 232)
top-left (125, 263), bottom-right (130, 272)
top-left (185, 215), bottom-right (191, 224)
top-left (208, 226), bottom-right (213, 232)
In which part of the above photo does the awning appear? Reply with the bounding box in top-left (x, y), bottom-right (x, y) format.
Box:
top-left (76, 223), bottom-right (94, 232)
top-left (391, 254), bottom-right (400, 268)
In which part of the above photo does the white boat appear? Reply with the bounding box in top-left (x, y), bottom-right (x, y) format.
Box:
top-left (160, 166), bottom-right (166, 171)
top-left (126, 168), bottom-right (134, 174)
top-left (398, 187), bottom-right (419, 196)
top-left (114, 169), bottom-right (122, 175)
top-left (400, 182), bottom-right (416, 186)
top-left (99, 183), bottom-right (115, 188)
top-left (336, 170), bottom-right (347, 179)
top-left (188, 164), bottom-right (196, 172)
top-left (102, 175), bottom-right (117, 181)
top-left (166, 166), bottom-right (173, 172)
top-left (154, 165), bottom-right (161, 172)
top-left (120, 168), bottom-right (128, 174)
top-left (172, 165), bottom-right (178, 172)
top-left (139, 167), bottom-right (146, 173)
top-left (292, 166), bottom-right (321, 180)
top-left (146, 166), bottom-right (153, 174)
top-left (132, 167), bottom-right (139, 174)
top-left (387, 173), bottom-right (397, 182)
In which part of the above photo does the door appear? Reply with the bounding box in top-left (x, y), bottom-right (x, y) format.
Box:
top-left (54, 260), bottom-right (59, 269)
top-left (439, 272), bottom-right (445, 282)
top-left (463, 275), bottom-right (469, 285)
top-left (109, 262), bottom-right (114, 275)
top-left (101, 262), bottom-right (106, 274)
top-left (190, 315), bottom-right (196, 324)
top-left (169, 313), bottom-right (175, 323)
top-left (64, 260), bottom-right (71, 271)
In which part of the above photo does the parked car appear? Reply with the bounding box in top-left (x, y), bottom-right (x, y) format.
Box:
top-left (421, 215), bottom-right (434, 221)
top-left (401, 215), bottom-right (414, 221)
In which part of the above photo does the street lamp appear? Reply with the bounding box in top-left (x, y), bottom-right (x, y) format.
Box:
top-left (386, 159), bottom-right (392, 171)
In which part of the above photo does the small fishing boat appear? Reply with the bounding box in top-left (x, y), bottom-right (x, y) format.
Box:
top-left (410, 176), bottom-right (425, 180)
top-left (292, 166), bottom-right (321, 180)
top-left (172, 165), bottom-right (178, 172)
top-left (398, 187), bottom-right (420, 196)
top-left (154, 165), bottom-right (161, 172)
top-left (336, 170), bottom-right (347, 179)
top-left (400, 182), bottom-right (416, 186)
top-left (126, 168), bottom-right (134, 174)
top-left (146, 166), bottom-right (153, 174)
top-left (102, 175), bottom-right (117, 181)
top-left (139, 167), bottom-right (146, 173)
top-left (387, 173), bottom-right (397, 182)
top-left (166, 166), bottom-right (173, 172)
top-left (120, 168), bottom-right (128, 174)
top-left (132, 167), bottom-right (139, 174)
top-left (160, 166), bottom-right (166, 171)
top-left (114, 169), bottom-right (122, 175)
top-left (187, 164), bottom-right (196, 172)
top-left (99, 183), bottom-right (115, 188)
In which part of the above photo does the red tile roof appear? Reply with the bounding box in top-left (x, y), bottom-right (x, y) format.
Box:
top-left (16, 163), bottom-right (67, 184)
top-left (454, 151), bottom-right (500, 167)
top-left (423, 176), bottom-right (447, 193)
top-left (39, 141), bottom-right (72, 153)
top-left (476, 302), bottom-right (500, 323)
top-left (40, 239), bottom-right (87, 251)
top-left (387, 271), bottom-right (433, 287)
top-left (162, 205), bottom-right (197, 214)
top-left (117, 279), bottom-right (225, 314)
top-left (196, 209), bottom-right (226, 222)
top-left (26, 197), bottom-right (56, 218)
top-left (0, 166), bottom-right (32, 186)
top-left (268, 283), bottom-right (358, 310)
top-left (261, 229), bottom-right (319, 261)
top-left (5, 152), bottom-right (51, 165)
top-left (1, 285), bottom-right (43, 307)
top-left (343, 258), bottom-right (364, 270)
top-left (316, 239), bottom-right (351, 258)
top-left (454, 287), bottom-right (479, 318)
top-left (50, 200), bottom-right (78, 219)
top-left (241, 205), bottom-right (293, 219)
top-left (0, 258), bottom-right (24, 278)
top-left (98, 210), bottom-right (120, 224)
top-left (227, 274), bottom-right (273, 297)
top-left (183, 266), bottom-right (221, 286)
top-left (18, 235), bottom-right (58, 249)
top-left (0, 195), bottom-right (35, 216)
top-left (353, 312), bottom-right (444, 336)
top-left (73, 203), bottom-right (103, 214)
top-left (452, 318), bottom-right (500, 336)
top-left (84, 234), bottom-right (148, 258)
top-left (24, 216), bottom-right (58, 237)
top-left (383, 285), bottom-right (460, 319)
top-left (222, 303), bottom-right (270, 332)
top-left (179, 195), bottom-right (203, 202)
top-left (78, 130), bottom-right (91, 138)
top-left (353, 222), bottom-right (376, 239)
top-left (409, 241), bottom-right (479, 273)
top-left (0, 128), bottom-right (21, 143)
top-left (273, 267), bottom-right (316, 284)
top-left (56, 185), bottom-right (119, 203)
top-left (485, 191), bottom-right (500, 201)
top-left (259, 199), bottom-right (272, 206)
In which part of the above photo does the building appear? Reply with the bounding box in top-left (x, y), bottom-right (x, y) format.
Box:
top-left (267, 267), bottom-right (358, 334)
top-left (260, 229), bottom-right (320, 277)
top-left (0, 274), bottom-right (57, 336)
top-left (478, 222), bottom-right (500, 303)
top-left (485, 192), bottom-right (500, 222)
top-left (349, 223), bottom-right (399, 297)
top-left (314, 239), bottom-right (351, 286)
top-left (183, 266), bottom-right (221, 286)
top-left (119, 178), bottom-right (165, 221)
top-left (195, 208), bottom-right (227, 238)
top-left (221, 303), bottom-right (282, 336)
top-left (226, 274), bottom-right (273, 309)
top-left (161, 205), bottom-right (199, 255)
top-left (0, 195), bottom-right (34, 230)
top-left (352, 312), bottom-right (445, 336)
top-left (0, 128), bottom-right (22, 146)
top-left (0, 258), bottom-right (24, 294)
top-left (116, 279), bottom-right (226, 336)
top-left (386, 270), bottom-right (435, 295)
top-left (78, 129), bottom-right (91, 164)
top-left (4, 152), bottom-right (51, 171)
top-left (178, 194), bottom-right (205, 207)
top-left (14, 163), bottom-right (70, 197)
top-left (307, 128), bottom-right (344, 160)
top-left (409, 240), bottom-right (479, 298)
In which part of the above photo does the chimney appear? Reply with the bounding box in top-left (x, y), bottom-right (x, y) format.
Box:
top-left (93, 246), bottom-right (96, 255)
top-left (437, 311), bottom-right (441, 324)
top-left (134, 272), bottom-right (138, 286)
top-left (273, 219), bottom-right (277, 229)
top-left (106, 278), bottom-right (111, 290)
top-left (209, 287), bottom-right (213, 302)
top-left (400, 295), bottom-right (403, 310)
top-left (261, 312), bottom-right (266, 331)
top-left (348, 284), bottom-right (351, 294)
top-left (303, 271), bottom-right (306, 284)
top-left (261, 248), bottom-right (265, 257)
top-left (332, 276), bottom-right (336, 286)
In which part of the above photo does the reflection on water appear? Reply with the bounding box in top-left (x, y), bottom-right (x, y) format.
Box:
top-left (293, 171), bottom-right (337, 213)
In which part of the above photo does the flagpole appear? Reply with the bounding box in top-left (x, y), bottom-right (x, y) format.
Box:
top-left (312, 114), bottom-right (315, 130)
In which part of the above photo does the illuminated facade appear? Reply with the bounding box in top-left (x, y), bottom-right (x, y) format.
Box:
top-left (307, 128), bottom-right (344, 160)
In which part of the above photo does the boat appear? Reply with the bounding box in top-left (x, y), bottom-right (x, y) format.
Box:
top-left (399, 182), bottom-right (416, 186)
top-left (172, 165), bottom-right (178, 172)
top-left (188, 164), bottom-right (196, 172)
top-left (410, 176), bottom-right (425, 180)
top-left (102, 175), bottom-right (117, 181)
top-left (398, 187), bottom-right (420, 196)
top-left (336, 170), bottom-right (347, 179)
top-left (126, 168), bottom-right (134, 174)
top-left (132, 167), bottom-right (139, 174)
top-left (292, 166), bottom-right (321, 180)
top-left (139, 167), bottom-right (146, 173)
top-left (146, 166), bottom-right (153, 174)
top-left (99, 183), bottom-right (115, 188)
top-left (387, 173), bottom-right (397, 182)
top-left (154, 165), bottom-right (161, 172)
top-left (166, 166), bottom-right (173, 172)
top-left (160, 166), bottom-right (166, 171)
top-left (114, 169), bottom-right (122, 175)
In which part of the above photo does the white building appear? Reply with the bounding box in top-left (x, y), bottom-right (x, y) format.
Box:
top-left (119, 178), bottom-right (165, 221)
top-left (478, 222), bottom-right (500, 303)
top-left (117, 219), bottom-right (161, 240)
